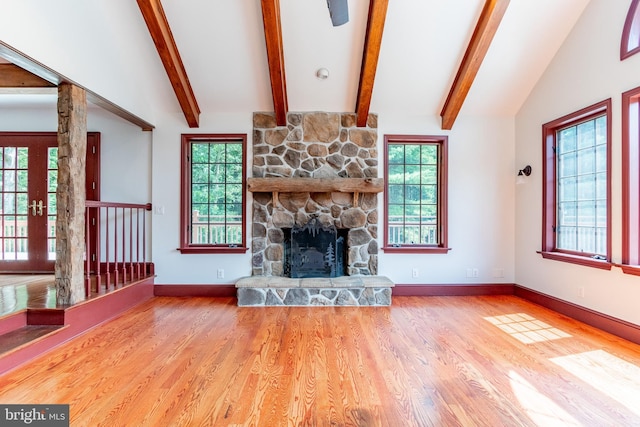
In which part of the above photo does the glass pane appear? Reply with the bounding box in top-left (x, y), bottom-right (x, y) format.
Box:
top-left (388, 145), bottom-right (404, 164)
top-left (577, 147), bottom-right (595, 175)
top-left (595, 115), bottom-right (607, 146)
top-left (16, 170), bottom-right (28, 191)
top-left (209, 164), bottom-right (226, 184)
top-left (226, 164), bottom-right (242, 183)
top-left (576, 201), bottom-right (595, 226)
top-left (3, 194), bottom-right (15, 214)
top-left (577, 175), bottom-right (595, 201)
top-left (192, 164), bottom-right (209, 184)
top-left (210, 144), bottom-right (226, 163)
top-left (422, 185), bottom-right (437, 204)
top-left (421, 145), bottom-right (437, 165)
top-left (405, 185), bottom-right (420, 203)
top-left (227, 143), bottom-right (242, 162)
top-left (48, 171), bottom-right (58, 192)
top-left (226, 184), bottom-right (242, 203)
top-left (596, 200), bottom-right (607, 228)
top-left (3, 147), bottom-right (15, 168)
top-left (405, 145), bottom-right (420, 164)
top-left (577, 226), bottom-right (596, 253)
top-left (421, 204), bottom-right (437, 221)
top-left (192, 204), bottom-right (208, 219)
top-left (577, 121), bottom-right (595, 149)
top-left (557, 226), bottom-right (576, 251)
top-left (17, 148), bottom-right (28, 168)
top-left (388, 185), bottom-right (404, 204)
top-left (558, 177), bottom-right (576, 202)
top-left (209, 184), bottom-right (225, 203)
top-left (16, 194), bottom-right (27, 215)
top-left (388, 165), bottom-right (405, 184)
top-left (4, 171), bottom-right (15, 191)
top-left (421, 165), bottom-right (437, 185)
top-left (558, 152), bottom-right (576, 178)
top-left (48, 147), bottom-right (58, 168)
top-left (558, 202), bottom-right (577, 226)
top-left (558, 127), bottom-right (576, 153)
top-left (192, 144), bottom-right (209, 163)
top-left (15, 238), bottom-right (28, 259)
top-left (405, 165), bottom-right (420, 184)
top-left (595, 172), bottom-right (606, 200)
top-left (226, 203), bottom-right (242, 220)
top-left (191, 184), bottom-right (208, 203)
top-left (595, 144), bottom-right (606, 173)
top-left (388, 205), bottom-right (403, 221)
top-left (421, 225), bottom-right (437, 244)
top-left (48, 193), bottom-right (57, 215)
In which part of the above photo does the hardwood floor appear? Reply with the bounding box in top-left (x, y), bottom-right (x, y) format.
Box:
top-left (1, 295), bottom-right (639, 426)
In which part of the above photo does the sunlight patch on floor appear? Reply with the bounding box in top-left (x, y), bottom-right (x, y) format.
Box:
top-left (484, 313), bottom-right (572, 344)
top-left (509, 370), bottom-right (581, 426)
top-left (551, 349), bottom-right (640, 418)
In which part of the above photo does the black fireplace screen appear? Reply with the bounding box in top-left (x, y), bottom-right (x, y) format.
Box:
top-left (283, 217), bottom-right (346, 278)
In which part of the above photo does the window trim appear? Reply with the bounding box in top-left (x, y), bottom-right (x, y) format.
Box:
top-left (540, 99), bottom-right (612, 269)
top-left (621, 86), bottom-right (640, 275)
top-left (382, 134), bottom-right (450, 254)
top-left (179, 133), bottom-right (248, 254)
top-left (621, 0), bottom-right (640, 60)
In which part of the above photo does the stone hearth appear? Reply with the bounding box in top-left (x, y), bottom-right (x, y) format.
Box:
top-left (236, 276), bottom-right (394, 306)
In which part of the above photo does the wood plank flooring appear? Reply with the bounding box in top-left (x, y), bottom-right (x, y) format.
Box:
top-left (1, 295), bottom-right (640, 426)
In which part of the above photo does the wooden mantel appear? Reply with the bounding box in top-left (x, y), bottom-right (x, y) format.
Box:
top-left (247, 177), bottom-right (383, 207)
top-left (247, 177), bottom-right (383, 193)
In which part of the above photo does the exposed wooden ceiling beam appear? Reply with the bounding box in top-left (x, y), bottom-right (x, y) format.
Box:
top-left (355, 0), bottom-right (389, 128)
top-left (440, 0), bottom-right (510, 130)
top-left (261, 0), bottom-right (289, 126)
top-left (0, 63), bottom-right (56, 88)
top-left (137, 0), bottom-right (200, 128)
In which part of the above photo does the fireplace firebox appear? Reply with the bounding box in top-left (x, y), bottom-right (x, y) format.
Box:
top-left (283, 217), bottom-right (347, 278)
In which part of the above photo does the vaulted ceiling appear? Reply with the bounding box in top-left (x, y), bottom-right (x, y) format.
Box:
top-left (0, 0), bottom-right (591, 130)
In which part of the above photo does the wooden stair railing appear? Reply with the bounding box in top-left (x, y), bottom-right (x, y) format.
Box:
top-left (84, 201), bottom-right (153, 296)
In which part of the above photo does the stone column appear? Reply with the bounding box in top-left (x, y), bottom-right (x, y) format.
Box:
top-left (55, 83), bottom-right (87, 305)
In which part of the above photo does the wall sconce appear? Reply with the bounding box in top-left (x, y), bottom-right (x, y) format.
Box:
top-left (516, 165), bottom-right (532, 185)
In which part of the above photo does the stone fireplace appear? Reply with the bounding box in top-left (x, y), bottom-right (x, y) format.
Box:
top-left (249, 111), bottom-right (380, 278)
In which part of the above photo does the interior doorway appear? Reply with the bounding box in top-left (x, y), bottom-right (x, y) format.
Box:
top-left (0, 132), bottom-right (100, 272)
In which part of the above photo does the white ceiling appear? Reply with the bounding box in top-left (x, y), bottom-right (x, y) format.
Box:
top-left (0, 0), bottom-right (591, 125)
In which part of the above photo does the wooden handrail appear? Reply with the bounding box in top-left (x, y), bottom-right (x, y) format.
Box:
top-left (84, 200), bottom-right (153, 296)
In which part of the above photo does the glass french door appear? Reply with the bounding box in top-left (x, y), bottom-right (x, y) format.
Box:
top-left (0, 133), bottom-right (100, 272)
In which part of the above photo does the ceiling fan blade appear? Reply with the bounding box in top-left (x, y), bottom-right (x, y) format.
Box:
top-left (327, 0), bottom-right (349, 26)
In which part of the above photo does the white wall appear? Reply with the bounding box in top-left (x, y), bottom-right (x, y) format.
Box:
top-left (377, 113), bottom-right (516, 285)
top-left (0, 104), bottom-right (152, 206)
top-left (515, 0), bottom-right (640, 324)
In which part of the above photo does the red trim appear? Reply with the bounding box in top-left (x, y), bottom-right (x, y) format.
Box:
top-left (621, 86), bottom-right (640, 266)
top-left (514, 286), bottom-right (640, 346)
top-left (621, 0), bottom-right (640, 60)
top-left (381, 246), bottom-right (451, 254)
top-left (538, 251), bottom-right (612, 270)
top-left (392, 284), bottom-right (514, 296)
top-left (0, 311), bottom-right (27, 335)
top-left (154, 284), bottom-right (236, 297)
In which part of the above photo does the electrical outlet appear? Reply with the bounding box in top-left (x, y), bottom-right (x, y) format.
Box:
top-left (412, 268), bottom-right (419, 278)
top-left (154, 205), bottom-right (165, 215)
top-left (217, 269), bottom-right (224, 279)
top-left (579, 287), bottom-right (585, 298)
top-left (472, 268), bottom-right (479, 278)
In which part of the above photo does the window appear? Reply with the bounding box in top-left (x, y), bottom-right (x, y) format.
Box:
top-left (621, 0), bottom-right (640, 60)
top-left (541, 100), bottom-right (612, 269)
top-left (383, 135), bottom-right (449, 253)
top-left (179, 134), bottom-right (247, 254)
top-left (622, 86), bottom-right (640, 275)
